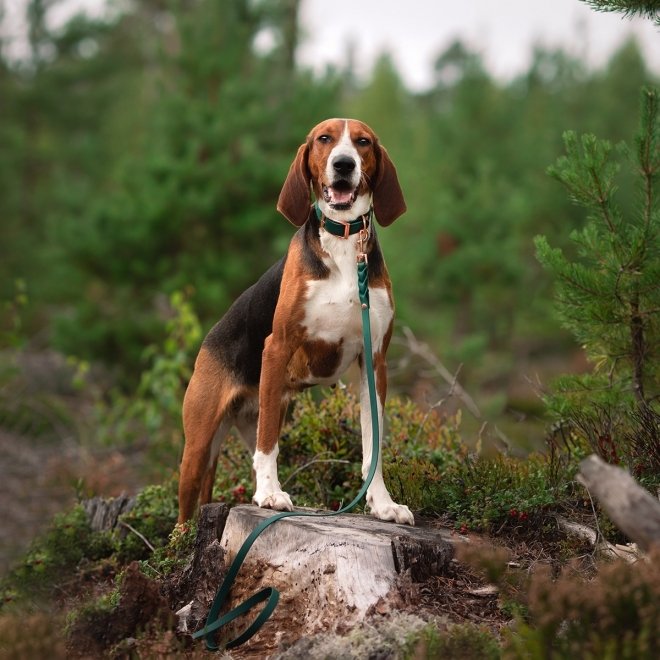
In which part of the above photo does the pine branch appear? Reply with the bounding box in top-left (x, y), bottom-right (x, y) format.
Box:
top-left (581, 0), bottom-right (660, 24)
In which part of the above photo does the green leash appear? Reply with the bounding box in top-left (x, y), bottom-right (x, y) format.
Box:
top-left (192, 256), bottom-right (379, 651)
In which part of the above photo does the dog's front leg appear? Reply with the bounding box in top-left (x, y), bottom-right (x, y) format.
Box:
top-left (252, 334), bottom-right (294, 511)
top-left (360, 351), bottom-right (415, 526)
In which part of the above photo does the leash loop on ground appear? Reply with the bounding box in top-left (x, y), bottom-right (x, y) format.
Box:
top-left (193, 257), bottom-right (379, 652)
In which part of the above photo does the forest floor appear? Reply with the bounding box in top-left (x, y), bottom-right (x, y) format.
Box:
top-left (1, 421), bottom-right (567, 659)
top-left (0, 349), bottom-right (595, 658)
top-left (45, 515), bottom-right (528, 659)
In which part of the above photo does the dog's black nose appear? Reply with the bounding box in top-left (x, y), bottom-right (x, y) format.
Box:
top-left (332, 156), bottom-right (356, 176)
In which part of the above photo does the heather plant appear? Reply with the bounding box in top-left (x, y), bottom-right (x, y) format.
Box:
top-left (432, 452), bottom-right (574, 533)
top-left (114, 482), bottom-right (180, 563)
top-left (278, 387), bottom-right (363, 509)
top-left (459, 541), bottom-right (660, 659)
top-left (504, 548), bottom-right (660, 659)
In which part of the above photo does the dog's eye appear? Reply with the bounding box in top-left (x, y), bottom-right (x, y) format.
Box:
top-left (317, 135), bottom-right (332, 144)
top-left (356, 137), bottom-right (372, 147)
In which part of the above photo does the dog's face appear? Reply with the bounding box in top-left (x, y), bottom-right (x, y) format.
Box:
top-left (306, 118), bottom-right (378, 214)
top-left (277, 118), bottom-right (406, 228)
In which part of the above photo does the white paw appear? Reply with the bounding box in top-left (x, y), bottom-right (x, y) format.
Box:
top-left (253, 490), bottom-right (294, 512)
top-left (368, 496), bottom-right (415, 526)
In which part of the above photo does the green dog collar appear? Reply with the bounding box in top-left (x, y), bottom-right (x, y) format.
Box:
top-left (314, 203), bottom-right (371, 239)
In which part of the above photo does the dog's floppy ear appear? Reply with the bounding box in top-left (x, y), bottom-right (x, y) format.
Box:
top-left (373, 145), bottom-right (406, 227)
top-left (277, 142), bottom-right (312, 227)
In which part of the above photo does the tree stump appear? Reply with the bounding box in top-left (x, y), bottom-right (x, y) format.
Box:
top-left (214, 504), bottom-right (457, 633)
top-left (82, 494), bottom-right (136, 532)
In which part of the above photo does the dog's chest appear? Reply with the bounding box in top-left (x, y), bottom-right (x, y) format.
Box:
top-left (298, 236), bottom-right (393, 381)
top-left (303, 271), bottom-right (363, 341)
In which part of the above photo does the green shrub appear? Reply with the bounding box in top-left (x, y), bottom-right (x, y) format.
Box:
top-left (203, 385), bottom-right (576, 533)
top-left (433, 452), bottom-right (573, 532)
top-left (276, 387), bottom-right (466, 512)
top-left (1, 505), bottom-right (114, 604)
top-left (140, 517), bottom-right (198, 579)
top-left (89, 290), bottom-right (201, 472)
top-left (278, 387), bottom-right (363, 509)
top-left (115, 482), bottom-right (179, 563)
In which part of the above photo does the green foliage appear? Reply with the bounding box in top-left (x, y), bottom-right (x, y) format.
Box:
top-left (204, 385), bottom-right (576, 534)
top-left (433, 453), bottom-right (574, 533)
top-left (405, 622), bottom-right (501, 660)
top-left (0, 280), bottom-right (28, 350)
top-left (581, 0), bottom-right (660, 24)
top-left (2, 0), bottom-right (657, 397)
top-left (114, 482), bottom-right (179, 563)
top-left (0, 505), bottom-right (114, 604)
top-left (140, 518), bottom-right (198, 580)
top-left (90, 290), bottom-right (201, 470)
top-left (0, 482), bottom-right (179, 606)
top-left (278, 387), bottom-right (362, 508)
top-left (536, 87), bottom-right (659, 482)
top-left (275, 387), bottom-right (466, 512)
top-left (49, 0), bottom-right (341, 375)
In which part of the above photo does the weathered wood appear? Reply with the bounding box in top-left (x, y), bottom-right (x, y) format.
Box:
top-left (218, 504), bottom-right (456, 632)
top-left (577, 453), bottom-right (660, 552)
top-left (165, 504), bottom-right (230, 633)
top-left (82, 494), bottom-right (135, 532)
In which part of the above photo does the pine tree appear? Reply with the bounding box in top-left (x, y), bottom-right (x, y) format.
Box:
top-left (535, 87), bottom-right (659, 479)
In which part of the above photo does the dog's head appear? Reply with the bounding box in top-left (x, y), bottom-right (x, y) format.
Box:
top-left (277, 118), bottom-right (406, 228)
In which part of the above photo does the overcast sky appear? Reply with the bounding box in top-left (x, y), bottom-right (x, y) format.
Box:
top-left (5, 0), bottom-right (660, 91)
top-left (298, 0), bottom-right (660, 90)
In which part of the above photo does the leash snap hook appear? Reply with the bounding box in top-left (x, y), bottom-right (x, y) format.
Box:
top-left (357, 224), bottom-right (369, 263)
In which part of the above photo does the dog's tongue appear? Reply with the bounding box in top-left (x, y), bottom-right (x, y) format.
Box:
top-left (330, 187), bottom-right (353, 204)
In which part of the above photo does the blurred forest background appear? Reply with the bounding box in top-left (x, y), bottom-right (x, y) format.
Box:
top-left (2, 1), bottom-right (656, 401)
top-left (0, 0), bottom-right (657, 565)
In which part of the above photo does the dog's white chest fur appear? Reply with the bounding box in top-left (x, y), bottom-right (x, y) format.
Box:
top-left (302, 231), bottom-right (393, 363)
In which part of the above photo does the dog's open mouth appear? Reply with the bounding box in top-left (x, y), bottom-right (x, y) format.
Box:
top-left (323, 182), bottom-right (358, 210)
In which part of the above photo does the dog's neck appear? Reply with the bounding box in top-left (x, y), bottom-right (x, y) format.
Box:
top-left (316, 192), bottom-right (372, 224)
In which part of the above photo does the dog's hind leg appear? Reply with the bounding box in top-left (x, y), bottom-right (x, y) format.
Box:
top-left (198, 417), bottom-right (232, 507)
top-left (178, 349), bottom-right (238, 523)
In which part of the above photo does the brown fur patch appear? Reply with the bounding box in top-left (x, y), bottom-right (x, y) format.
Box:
top-left (178, 349), bottom-right (242, 522)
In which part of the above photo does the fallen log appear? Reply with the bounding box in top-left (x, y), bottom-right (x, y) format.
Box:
top-left (577, 454), bottom-right (660, 552)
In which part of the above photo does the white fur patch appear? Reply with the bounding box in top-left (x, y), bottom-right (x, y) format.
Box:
top-left (253, 447), bottom-right (293, 511)
top-left (301, 227), bottom-right (393, 386)
top-left (325, 120), bottom-right (360, 187)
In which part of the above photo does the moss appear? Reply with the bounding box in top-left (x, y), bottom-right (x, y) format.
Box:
top-left (405, 623), bottom-right (501, 660)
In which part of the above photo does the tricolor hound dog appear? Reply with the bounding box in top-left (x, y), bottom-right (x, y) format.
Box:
top-left (178, 118), bottom-right (414, 526)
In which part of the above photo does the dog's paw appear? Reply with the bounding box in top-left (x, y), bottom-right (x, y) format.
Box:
top-left (253, 490), bottom-right (294, 512)
top-left (369, 498), bottom-right (415, 526)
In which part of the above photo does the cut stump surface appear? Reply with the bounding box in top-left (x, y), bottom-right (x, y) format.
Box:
top-left (218, 504), bottom-right (457, 633)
